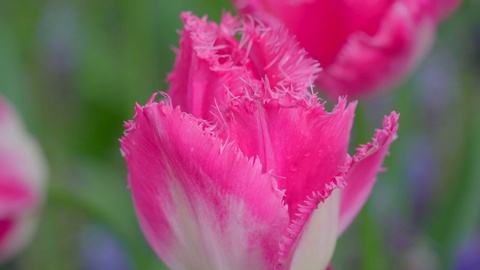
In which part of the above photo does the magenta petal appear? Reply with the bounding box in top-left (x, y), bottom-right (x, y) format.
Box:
top-left (240, 16), bottom-right (321, 94)
top-left (338, 112), bottom-right (399, 234)
top-left (214, 93), bottom-right (356, 265)
top-left (167, 12), bottom-right (321, 119)
top-left (234, 0), bottom-right (396, 69)
top-left (218, 96), bottom-right (355, 219)
top-left (0, 180), bottom-right (36, 216)
top-left (317, 2), bottom-right (435, 98)
top-left (233, 0), bottom-right (459, 98)
top-left (123, 11), bottom-right (404, 268)
top-left (120, 97), bottom-right (289, 269)
top-left (0, 96), bottom-right (47, 261)
top-left (167, 12), bottom-right (251, 120)
top-left (0, 219), bottom-right (14, 247)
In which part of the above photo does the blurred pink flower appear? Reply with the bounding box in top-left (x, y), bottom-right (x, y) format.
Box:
top-left (233, 0), bottom-right (461, 98)
top-left (0, 96), bottom-right (47, 262)
top-left (121, 13), bottom-right (398, 269)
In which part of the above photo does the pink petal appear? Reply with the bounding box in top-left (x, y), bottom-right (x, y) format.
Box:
top-left (120, 96), bottom-right (290, 269)
top-left (234, 0), bottom-right (395, 68)
top-left (233, 0), bottom-right (459, 98)
top-left (0, 214), bottom-right (39, 261)
top-left (213, 90), bottom-right (356, 265)
top-left (167, 12), bottom-right (250, 121)
top-left (0, 219), bottom-right (14, 246)
top-left (0, 96), bottom-right (47, 261)
top-left (167, 12), bottom-right (321, 121)
top-left (239, 16), bottom-right (320, 95)
top-left (0, 97), bottom-right (47, 196)
top-left (317, 2), bottom-right (436, 98)
top-left (338, 112), bottom-right (399, 234)
top-left (125, 11), bottom-right (403, 268)
top-left (0, 179), bottom-right (36, 216)
top-left (217, 96), bottom-right (355, 220)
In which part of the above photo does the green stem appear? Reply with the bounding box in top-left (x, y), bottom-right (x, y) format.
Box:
top-left (359, 207), bottom-right (388, 270)
top-left (354, 103), bottom-right (389, 270)
top-left (426, 71), bottom-right (480, 266)
top-left (348, 104), bottom-right (388, 270)
top-left (47, 185), bottom-right (109, 224)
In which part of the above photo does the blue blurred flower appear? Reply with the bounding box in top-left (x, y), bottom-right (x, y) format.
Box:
top-left (453, 233), bottom-right (480, 270)
top-left (79, 224), bottom-right (132, 270)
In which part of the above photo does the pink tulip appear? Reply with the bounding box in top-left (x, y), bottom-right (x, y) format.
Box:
top-left (0, 96), bottom-right (47, 262)
top-left (233, 0), bottom-right (461, 98)
top-left (121, 13), bottom-right (399, 269)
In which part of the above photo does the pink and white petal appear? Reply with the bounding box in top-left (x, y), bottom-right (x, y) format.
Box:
top-left (167, 12), bottom-right (254, 121)
top-left (120, 96), bottom-right (289, 269)
top-left (218, 97), bottom-right (355, 220)
top-left (0, 180), bottom-right (36, 216)
top-left (0, 214), bottom-right (39, 261)
top-left (213, 95), bottom-right (355, 266)
top-left (278, 163), bottom-right (350, 266)
top-left (0, 96), bottom-right (47, 197)
top-left (338, 112), bottom-right (399, 234)
top-left (317, 2), bottom-right (436, 98)
top-left (0, 96), bottom-right (47, 261)
top-left (287, 190), bottom-right (340, 270)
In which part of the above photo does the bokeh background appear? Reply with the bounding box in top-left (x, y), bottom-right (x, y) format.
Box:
top-left (0, 0), bottom-right (479, 269)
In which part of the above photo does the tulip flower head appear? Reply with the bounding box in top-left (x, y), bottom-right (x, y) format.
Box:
top-left (233, 0), bottom-right (461, 98)
top-left (0, 96), bottom-right (47, 262)
top-left (121, 13), bottom-right (399, 269)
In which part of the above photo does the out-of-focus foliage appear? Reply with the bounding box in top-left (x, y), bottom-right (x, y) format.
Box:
top-left (0, 0), bottom-right (478, 269)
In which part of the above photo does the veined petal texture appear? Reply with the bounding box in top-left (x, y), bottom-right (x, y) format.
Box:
top-left (121, 12), bottom-right (399, 270)
top-left (121, 100), bottom-right (289, 269)
top-left (233, 0), bottom-right (460, 98)
top-left (0, 96), bottom-right (47, 261)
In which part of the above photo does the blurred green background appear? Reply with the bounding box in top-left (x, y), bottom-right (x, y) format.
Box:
top-left (0, 0), bottom-right (479, 269)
